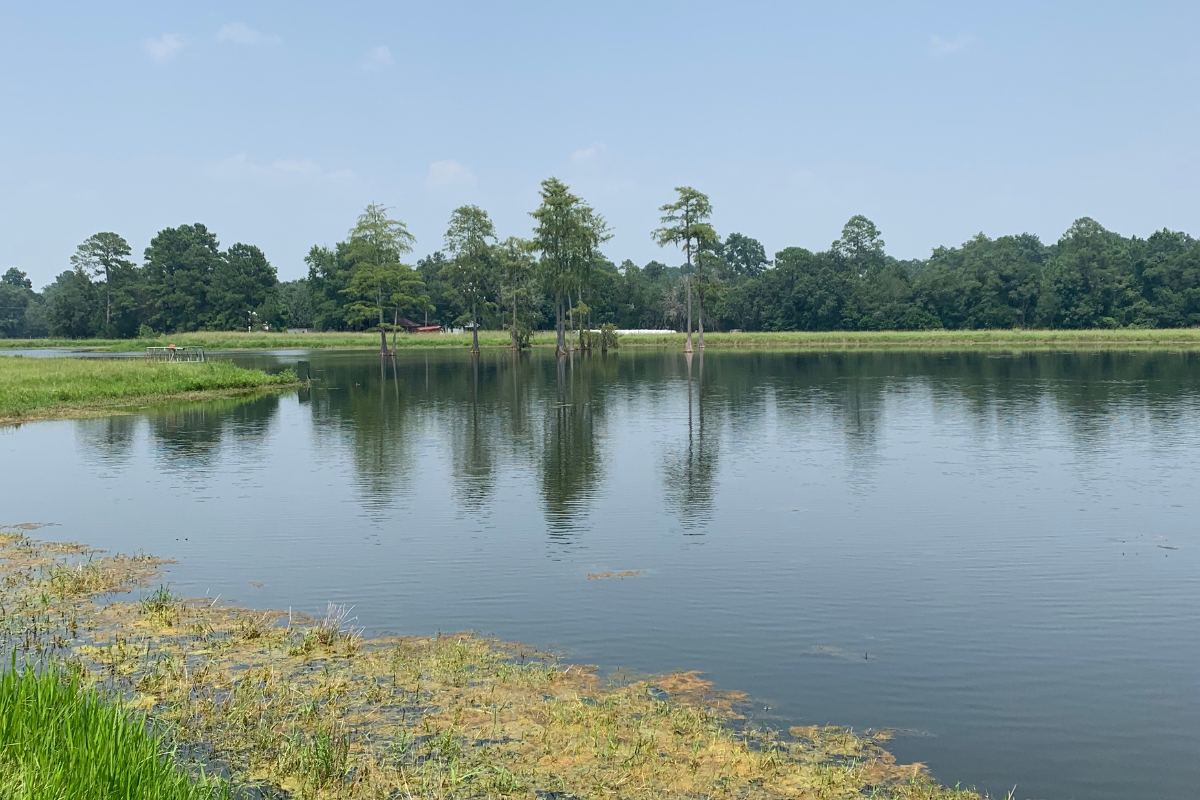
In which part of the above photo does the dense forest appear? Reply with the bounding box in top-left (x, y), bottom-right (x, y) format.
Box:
top-left (3, 180), bottom-right (1199, 343)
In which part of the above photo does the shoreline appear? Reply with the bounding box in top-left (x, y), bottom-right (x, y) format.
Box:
top-left (5, 327), bottom-right (1200, 353)
top-left (0, 527), bottom-right (983, 800)
top-left (0, 384), bottom-right (299, 425)
top-left (0, 356), bottom-right (299, 426)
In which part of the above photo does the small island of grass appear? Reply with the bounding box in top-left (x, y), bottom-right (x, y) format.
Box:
top-left (0, 356), bottom-right (298, 424)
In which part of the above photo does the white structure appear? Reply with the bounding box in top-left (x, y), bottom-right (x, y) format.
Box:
top-left (590, 329), bottom-right (677, 335)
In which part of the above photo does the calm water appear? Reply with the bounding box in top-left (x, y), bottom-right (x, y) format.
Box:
top-left (3, 348), bottom-right (1199, 800)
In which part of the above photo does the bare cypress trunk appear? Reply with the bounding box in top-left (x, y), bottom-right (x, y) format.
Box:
top-left (392, 307), bottom-right (398, 354)
top-left (567, 291), bottom-right (575, 352)
top-left (684, 276), bottom-right (694, 353)
top-left (105, 271), bottom-right (111, 328)
top-left (471, 300), bottom-right (480, 354)
top-left (555, 293), bottom-right (566, 356)
top-left (378, 289), bottom-right (387, 355)
top-left (697, 258), bottom-right (705, 350)
top-left (511, 292), bottom-right (519, 350)
top-left (684, 240), bottom-right (694, 353)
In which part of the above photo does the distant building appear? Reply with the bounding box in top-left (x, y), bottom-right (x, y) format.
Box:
top-left (395, 318), bottom-right (442, 333)
top-left (395, 318), bottom-right (422, 333)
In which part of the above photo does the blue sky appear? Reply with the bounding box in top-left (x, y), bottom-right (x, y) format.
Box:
top-left (2, 1), bottom-right (1198, 286)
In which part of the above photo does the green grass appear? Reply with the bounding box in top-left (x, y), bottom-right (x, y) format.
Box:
top-left (0, 356), bottom-right (297, 423)
top-left (0, 662), bottom-right (228, 800)
top-left (611, 328), bottom-right (1200, 349)
top-left (0, 330), bottom-right (513, 351)
top-left (6, 327), bottom-right (1200, 353)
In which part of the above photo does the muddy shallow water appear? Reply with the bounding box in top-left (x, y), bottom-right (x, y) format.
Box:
top-left (2, 347), bottom-right (1199, 799)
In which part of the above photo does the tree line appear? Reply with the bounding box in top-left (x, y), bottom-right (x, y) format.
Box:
top-left (4, 179), bottom-right (1199, 342)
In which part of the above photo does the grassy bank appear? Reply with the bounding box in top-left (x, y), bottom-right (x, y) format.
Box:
top-left (0, 527), bottom-right (983, 800)
top-left (0, 663), bottom-right (229, 800)
top-left (6, 327), bottom-right (1200, 353)
top-left (614, 328), bottom-right (1200, 349)
top-left (0, 356), bottom-right (297, 424)
top-left (0, 330), bottom-right (510, 351)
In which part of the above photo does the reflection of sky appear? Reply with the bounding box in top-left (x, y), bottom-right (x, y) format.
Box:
top-left (4, 349), bottom-right (1200, 800)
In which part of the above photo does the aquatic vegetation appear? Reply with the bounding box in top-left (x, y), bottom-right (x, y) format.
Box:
top-left (0, 526), bottom-right (984, 799)
top-left (0, 356), bottom-right (298, 423)
top-left (587, 570), bottom-right (644, 580)
top-left (0, 659), bottom-right (230, 800)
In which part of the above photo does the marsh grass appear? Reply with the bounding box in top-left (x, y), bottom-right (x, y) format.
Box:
top-left (0, 527), bottom-right (988, 800)
top-left (0, 355), bottom-right (297, 423)
top-left (0, 659), bottom-right (230, 800)
top-left (6, 327), bottom-right (1200, 353)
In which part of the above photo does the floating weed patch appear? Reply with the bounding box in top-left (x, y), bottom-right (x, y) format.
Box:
top-left (0, 527), bottom-right (986, 800)
top-left (586, 570), bottom-right (644, 580)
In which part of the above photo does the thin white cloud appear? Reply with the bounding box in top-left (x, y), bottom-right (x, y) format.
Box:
top-left (571, 143), bottom-right (606, 161)
top-left (143, 33), bottom-right (184, 63)
top-left (930, 33), bottom-right (973, 57)
top-left (361, 45), bottom-right (393, 71)
top-left (216, 23), bottom-right (281, 46)
top-left (427, 159), bottom-right (475, 188)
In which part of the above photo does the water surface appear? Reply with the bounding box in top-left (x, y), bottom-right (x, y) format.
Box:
top-left (2, 348), bottom-right (1198, 800)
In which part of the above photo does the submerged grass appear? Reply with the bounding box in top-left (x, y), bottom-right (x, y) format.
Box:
top-left (0, 356), bottom-right (297, 423)
top-left (0, 661), bottom-right (229, 800)
top-left (0, 527), bottom-right (988, 799)
top-left (5, 327), bottom-right (1200, 353)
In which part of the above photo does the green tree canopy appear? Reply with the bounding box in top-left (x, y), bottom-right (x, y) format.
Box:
top-left (342, 203), bottom-right (419, 353)
top-left (721, 233), bottom-right (770, 278)
top-left (654, 186), bottom-right (717, 349)
top-left (70, 232), bottom-right (135, 331)
top-left (209, 243), bottom-right (278, 330)
top-left (496, 236), bottom-right (539, 349)
top-left (3, 268), bottom-right (32, 289)
top-left (143, 224), bottom-right (222, 333)
top-left (442, 205), bottom-right (497, 353)
top-left (0, 269), bottom-right (36, 338)
top-left (46, 268), bottom-right (101, 338)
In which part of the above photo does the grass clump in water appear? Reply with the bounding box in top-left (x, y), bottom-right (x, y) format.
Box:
top-left (0, 660), bottom-right (229, 800)
top-left (0, 355), bottom-right (297, 423)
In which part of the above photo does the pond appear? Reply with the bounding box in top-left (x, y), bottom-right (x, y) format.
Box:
top-left (2, 347), bottom-right (1198, 800)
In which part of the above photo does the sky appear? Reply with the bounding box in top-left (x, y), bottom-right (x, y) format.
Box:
top-left (2, 1), bottom-right (1198, 287)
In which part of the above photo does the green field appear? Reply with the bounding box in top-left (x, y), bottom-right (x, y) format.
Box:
top-left (0, 663), bottom-right (228, 800)
top-left (0, 356), bottom-right (297, 423)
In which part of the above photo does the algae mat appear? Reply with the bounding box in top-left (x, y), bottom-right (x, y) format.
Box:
top-left (0, 526), bottom-right (981, 800)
